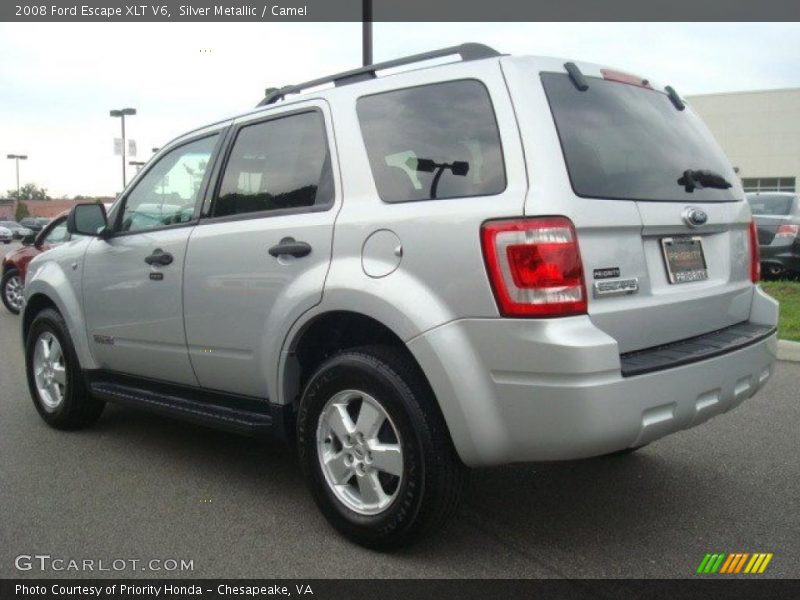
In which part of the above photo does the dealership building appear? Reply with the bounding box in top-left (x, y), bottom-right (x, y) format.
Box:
top-left (688, 87), bottom-right (800, 194)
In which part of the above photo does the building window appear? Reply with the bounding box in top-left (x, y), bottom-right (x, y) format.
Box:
top-left (741, 177), bottom-right (796, 193)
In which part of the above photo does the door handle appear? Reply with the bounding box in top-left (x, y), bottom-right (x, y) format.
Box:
top-left (268, 238), bottom-right (312, 258)
top-left (144, 249), bottom-right (174, 266)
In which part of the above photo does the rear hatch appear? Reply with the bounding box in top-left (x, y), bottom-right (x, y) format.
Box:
top-left (504, 58), bottom-right (755, 353)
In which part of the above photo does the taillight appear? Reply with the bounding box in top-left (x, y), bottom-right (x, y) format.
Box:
top-left (776, 224), bottom-right (799, 239)
top-left (481, 217), bottom-right (587, 317)
top-left (748, 221), bottom-right (761, 283)
top-left (600, 68), bottom-right (652, 89)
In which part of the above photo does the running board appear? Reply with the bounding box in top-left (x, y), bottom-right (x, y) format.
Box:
top-left (85, 371), bottom-right (293, 440)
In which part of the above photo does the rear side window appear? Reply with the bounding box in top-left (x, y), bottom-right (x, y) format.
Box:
top-left (747, 194), bottom-right (795, 216)
top-left (357, 80), bottom-right (506, 203)
top-left (214, 111), bottom-right (333, 218)
top-left (542, 73), bottom-right (739, 202)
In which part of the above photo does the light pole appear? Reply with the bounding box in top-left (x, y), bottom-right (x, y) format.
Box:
top-left (362, 0), bottom-right (372, 66)
top-left (109, 108), bottom-right (137, 189)
top-left (6, 154), bottom-right (28, 199)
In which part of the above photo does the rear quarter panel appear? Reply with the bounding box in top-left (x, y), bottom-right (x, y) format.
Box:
top-left (318, 58), bottom-right (529, 326)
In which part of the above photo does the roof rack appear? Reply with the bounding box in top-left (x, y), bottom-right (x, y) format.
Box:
top-left (256, 43), bottom-right (501, 107)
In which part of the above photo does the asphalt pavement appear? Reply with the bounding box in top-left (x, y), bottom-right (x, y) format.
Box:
top-left (1, 241), bottom-right (798, 579)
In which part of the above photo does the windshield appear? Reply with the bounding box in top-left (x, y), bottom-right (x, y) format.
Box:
top-left (541, 73), bottom-right (740, 202)
top-left (747, 194), bottom-right (794, 216)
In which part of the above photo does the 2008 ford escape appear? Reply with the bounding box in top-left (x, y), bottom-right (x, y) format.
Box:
top-left (21, 44), bottom-right (778, 548)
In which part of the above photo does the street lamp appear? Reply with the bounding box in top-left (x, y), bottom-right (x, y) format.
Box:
top-left (362, 0), bottom-right (372, 66)
top-left (6, 154), bottom-right (28, 199)
top-left (109, 107), bottom-right (137, 189)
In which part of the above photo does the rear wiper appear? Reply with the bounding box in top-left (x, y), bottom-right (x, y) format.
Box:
top-left (677, 169), bottom-right (732, 193)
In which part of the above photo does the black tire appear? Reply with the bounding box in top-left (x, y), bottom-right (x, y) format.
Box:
top-left (297, 345), bottom-right (466, 549)
top-left (763, 264), bottom-right (785, 280)
top-left (2, 268), bottom-right (23, 314)
top-left (25, 307), bottom-right (105, 429)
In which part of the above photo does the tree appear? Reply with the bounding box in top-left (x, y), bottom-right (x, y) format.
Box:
top-left (7, 183), bottom-right (50, 201)
top-left (15, 201), bottom-right (30, 221)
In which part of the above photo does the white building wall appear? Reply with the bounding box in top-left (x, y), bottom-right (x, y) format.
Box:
top-left (687, 88), bottom-right (800, 191)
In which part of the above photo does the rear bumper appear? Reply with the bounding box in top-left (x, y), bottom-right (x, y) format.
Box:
top-left (408, 287), bottom-right (779, 467)
top-left (760, 243), bottom-right (800, 273)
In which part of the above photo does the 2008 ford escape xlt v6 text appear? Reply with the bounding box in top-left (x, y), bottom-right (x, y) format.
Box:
top-left (21, 44), bottom-right (778, 548)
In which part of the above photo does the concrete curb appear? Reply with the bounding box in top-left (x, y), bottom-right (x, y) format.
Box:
top-left (778, 340), bottom-right (800, 362)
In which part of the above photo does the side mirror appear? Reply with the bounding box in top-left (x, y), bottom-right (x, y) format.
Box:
top-left (67, 203), bottom-right (109, 237)
top-left (21, 233), bottom-right (36, 246)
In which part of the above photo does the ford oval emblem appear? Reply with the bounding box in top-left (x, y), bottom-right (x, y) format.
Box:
top-left (682, 207), bottom-right (708, 228)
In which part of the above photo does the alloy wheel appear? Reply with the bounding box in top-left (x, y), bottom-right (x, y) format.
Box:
top-left (32, 331), bottom-right (67, 411)
top-left (316, 389), bottom-right (404, 515)
top-left (4, 274), bottom-right (24, 311)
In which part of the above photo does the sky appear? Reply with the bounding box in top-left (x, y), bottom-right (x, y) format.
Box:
top-left (1, 22), bottom-right (799, 198)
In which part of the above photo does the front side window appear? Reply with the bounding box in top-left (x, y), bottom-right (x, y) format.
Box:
top-left (119, 135), bottom-right (218, 233)
top-left (357, 80), bottom-right (506, 203)
top-left (213, 111), bottom-right (333, 218)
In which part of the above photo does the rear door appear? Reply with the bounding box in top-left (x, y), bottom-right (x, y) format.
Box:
top-left (503, 58), bottom-right (754, 353)
top-left (182, 102), bottom-right (338, 399)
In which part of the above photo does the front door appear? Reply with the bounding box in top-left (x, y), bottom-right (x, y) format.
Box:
top-left (82, 132), bottom-right (222, 385)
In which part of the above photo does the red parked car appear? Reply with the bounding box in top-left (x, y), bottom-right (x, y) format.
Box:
top-left (2, 214), bottom-right (72, 314)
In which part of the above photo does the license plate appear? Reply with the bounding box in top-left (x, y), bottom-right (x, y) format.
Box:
top-left (661, 236), bottom-right (708, 284)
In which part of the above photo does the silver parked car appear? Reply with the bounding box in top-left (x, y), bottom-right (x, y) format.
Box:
top-left (21, 44), bottom-right (778, 548)
top-left (747, 192), bottom-right (800, 278)
top-left (0, 225), bottom-right (11, 244)
top-left (0, 220), bottom-right (33, 239)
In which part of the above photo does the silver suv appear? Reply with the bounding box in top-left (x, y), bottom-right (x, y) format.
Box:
top-left (21, 44), bottom-right (778, 548)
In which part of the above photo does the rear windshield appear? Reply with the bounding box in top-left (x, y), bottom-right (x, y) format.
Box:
top-left (541, 73), bottom-right (739, 202)
top-left (747, 194), bottom-right (794, 216)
